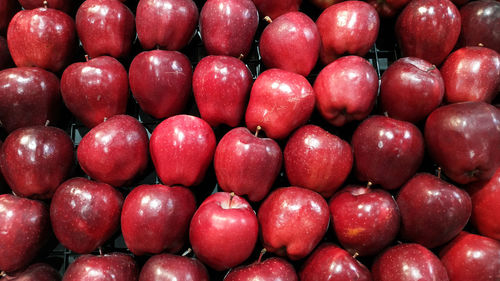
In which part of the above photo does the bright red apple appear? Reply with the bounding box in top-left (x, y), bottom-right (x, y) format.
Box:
top-left (225, 256), bottom-right (298, 281)
top-left (139, 253), bottom-right (209, 281)
top-left (0, 36), bottom-right (13, 70)
top-left (62, 253), bottom-right (138, 281)
top-left (0, 0), bottom-right (20, 35)
top-left (1, 263), bottom-right (61, 281)
top-left (459, 0), bottom-right (500, 53)
top-left (252, 0), bottom-right (301, 19)
top-left (18, 0), bottom-right (72, 13)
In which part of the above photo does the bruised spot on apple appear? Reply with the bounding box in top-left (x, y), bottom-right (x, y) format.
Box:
top-left (139, 253), bottom-right (209, 281)
top-left (62, 253), bottom-right (138, 281)
top-left (224, 256), bottom-right (299, 281)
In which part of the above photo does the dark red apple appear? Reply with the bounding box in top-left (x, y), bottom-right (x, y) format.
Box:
top-left (329, 186), bottom-right (400, 256)
top-left (380, 57), bottom-right (445, 123)
top-left (258, 186), bottom-right (330, 260)
top-left (440, 46), bottom-right (500, 103)
top-left (0, 36), bottom-right (13, 70)
top-left (459, 0), bottom-right (500, 53)
top-left (366, 0), bottom-right (411, 18)
top-left (193, 55), bottom-right (252, 127)
top-left (136, 0), bottom-right (198, 51)
top-left (396, 0), bottom-right (461, 65)
top-left (225, 256), bottom-right (298, 281)
top-left (7, 7), bottom-right (75, 72)
top-left (397, 173), bottom-right (472, 248)
top-left (352, 116), bottom-right (425, 190)
top-left (189, 192), bottom-right (258, 271)
top-left (129, 50), bottom-right (192, 119)
top-left (299, 243), bottom-right (372, 281)
top-left (1, 263), bottom-right (61, 281)
top-left (316, 1), bottom-right (379, 64)
top-left (252, 0), bottom-right (300, 19)
top-left (259, 11), bottom-right (320, 76)
top-left (313, 55), bottom-right (378, 127)
top-left (0, 0), bottom-right (20, 35)
top-left (18, 0), bottom-right (71, 13)
top-left (76, 0), bottom-right (135, 59)
top-left (50, 177), bottom-right (123, 254)
top-left (62, 253), bottom-right (138, 281)
top-left (0, 67), bottom-right (61, 133)
top-left (284, 125), bottom-right (352, 197)
top-left (372, 243), bottom-right (449, 281)
top-left (214, 127), bottom-right (282, 202)
top-left (199, 0), bottom-right (259, 58)
top-left (0, 194), bottom-right (50, 273)
top-left (61, 56), bottom-right (129, 128)
top-left (121, 184), bottom-right (196, 256)
top-left (440, 232), bottom-right (500, 281)
top-left (0, 126), bottom-right (73, 199)
top-left (77, 115), bottom-right (149, 187)
top-left (150, 115), bottom-right (216, 187)
top-left (425, 102), bottom-right (500, 184)
top-left (139, 253), bottom-right (209, 281)
top-left (245, 68), bottom-right (315, 139)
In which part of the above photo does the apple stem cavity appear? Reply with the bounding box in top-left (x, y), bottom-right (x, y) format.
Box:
top-left (181, 248), bottom-right (193, 257)
top-left (257, 248), bottom-right (267, 263)
top-left (255, 126), bottom-right (262, 137)
top-left (263, 16), bottom-right (272, 23)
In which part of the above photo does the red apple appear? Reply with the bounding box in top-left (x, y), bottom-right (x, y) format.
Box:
top-left (193, 55), bottom-right (252, 127)
top-left (199, 0), bottom-right (259, 58)
top-left (0, 67), bottom-right (61, 133)
top-left (62, 253), bottom-right (138, 281)
top-left (313, 55), bottom-right (378, 127)
top-left (380, 57), bottom-right (445, 123)
top-left (245, 68), bottom-right (315, 139)
top-left (299, 243), bottom-right (372, 281)
top-left (18, 0), bottom-right (72, 13)
top-left (316, 1), bottom-right (379, 64)
top-left (459, 0), bottom-right (500, 53)
top-left (76, 0), bottom-right (135, 59)
top-left (259, 11), bottom-right (320, 76)
top-left (0, 36), bottom-right (13, 70)
top-left (258, 186), bottom-right (330, 260)
top-left (225, 256), bottom-right (298, 281)
top-left (0, 194), bottom-right (50, 273)
top-left (77, 115), bottom-right (149, 187)
top-left (150, 115), bottom-right (216, 187)
top-left (425, 102), bottom-right (500, 184)
top-left (50, 177), bottom-right (123, 254)
top-left (284, 125), bottom-right (352, 197)
top-left (396, 0), bottom-right (461, 65)
top-left (0, 0), bottom-right (20, 35)
top-left (0, 126), bottom-right (73, 199)
top-left (121, 184), bottom-right (196, 256)
top-left (189, 192), bottom-right (258, 271)
top-left (252, 0), bottom-right (301, 19)
top-left (329, 186), bottom-right (400, 256)
top-left (139, 254), bottom-right (209, 281)
top-left (129, 50), bottom-right (192, 119)
top-left (440, 46), bottom-right (500, 103)
top-left (372, 243), bottom-right (449, 281)
top-left (366, 0), bottom-right (411, 18)
top-left (352, 116), bottom-right (425, 190)
top-left (7, 7), bottom-right (75, 72)
top-left (214, 127), bottom-right (282, 202)
top-left (61, 56), bottom-right (129, 128)
top-left (1, 263), bottom-right (61, 281)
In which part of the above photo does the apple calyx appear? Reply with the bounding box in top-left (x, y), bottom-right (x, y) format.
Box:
top-left (254, 125), bottom-right (262, 137)
top-left (264, 16), bottom-right (273, 24)
top-left (181, 248), bottom-right (193, 257)
top-left (257, 248), bottom-right (267, 263)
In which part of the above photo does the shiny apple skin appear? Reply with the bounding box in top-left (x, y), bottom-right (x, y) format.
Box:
top-left (0, 0), bottom-right (20, 35)
top-left (396, 0), bottom-right (461, 66)
top-left (77, 115), bottom-right (149, 187)
top-left (0, 194), bottom-right (50, 273)
top-left (397, 173), bottom-right (472, 248)
top-left (189, 192), bottom-right (259, 271)
top-left (199, 0), bottom-right (259, 58)
top-left (136, 0), bottom-right (198, 51)
top-left (62, 253), bottom-right (138, 281)
top-left (366, 0), bottom-right (411, 18)
top-left (193, 55), bottom-right (252, 127)
top-left (0, 36), bottom-right (13, 70)
top-left (380, 57), bottom-right (445, 123)
top-left (258, 186), bottom-right (330, 260)
top-left (214, 127), bottom-right (282, 202)
top-left (252, 0), bottom-right (300, 19)
top-left (300, 243), bottom-right (372, 281)
top-left (259, 11), bottom-right (320, 76)
top-left (372, 243), bottom-right (449, 281)
top-left (224, 257), bottom-right (298, 281)
top-left (245, 68), bottom-right (315, 139)
top-left (284, 125), bottom-right (353, 198)
top-left (61, 56), bottom-right (128, 128)
top-left (150, 115), bottom-right (216, 187)
top-left (352, 116), bottom-right (425, 190)
top-left (76, 0), bottom-right (135, 59)
top-left (139, 254), bottom-right (209, 281)
top-left (2, 263), bottom-right (61, 281)
top-left (0, 67), bottom-right (61, 133)
top-left (18, 0), bottom-right (72, 13)
top-left (50, 177), bottom-right (123, 254)
top-left (440, 47), bottom-right (500, 103)
top-left (316, 1), bottom-right (379, 64)
top-left (440, 232), bottom-right (500, 281)
top-left (0, 126), bottom-right (74, 199)
top-left (7, 8), bottom-right (75, 72)
top-left (459, 0), bottom-right (500, 53)
top-left (121, 184), bottom-right (196, 256)
top-left (329, 186), bottom-right (400, 256)
top-left (424, 102), bottom-right (500, 184)
top-left (129, 50), bottom-right (192, 119)
top-left (314, 56), bottom-right (378, 127)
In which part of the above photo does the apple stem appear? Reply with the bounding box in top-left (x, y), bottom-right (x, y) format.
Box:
top-left (84, 54), bottom-right (89, 62)
top-left (181, 248), bottom-right (192, 257)
top-left (238, 54), bottom-right (244, 60)
top-left (383, 111), bottom-right (389, 117)
top-left (229, 192), bottom-right (235, 208)
top-left (257, 248), bottom-right (267, 263)
top-left (255, 126), bottom-right (262, 137)
top-left (263, 16), bottom-right (272, 23)
top-left (0, 271), bottom-right (6, 278)
top-left (98, 247), bottom-right (103, 256)
top-left (366, 181), bottom-right (373, 189)
top-left (478, 43), bottom-right (484, 47)
top-left (437, 167), bottom-right (442, 179)
top-left (352, 252), bottom-right (359, 259)
top-left (45, 120), bottom-right (50, 126)
top-left (103, 117), bottom-right (107, 122)
top-left (156, 44), bottom-right (160, 50)
top-left (43, 0), bottom-right (47, 8)
top-left (426, 65), bottom-right (437, 72)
